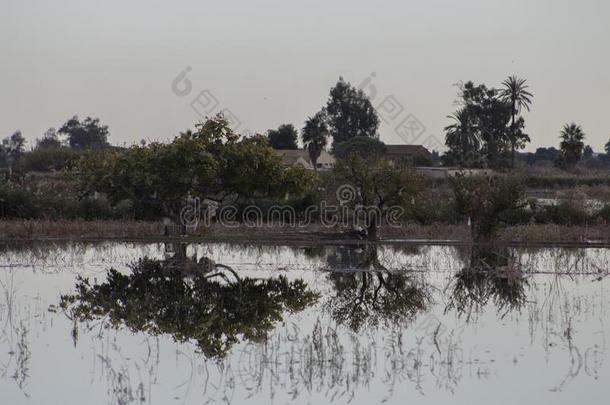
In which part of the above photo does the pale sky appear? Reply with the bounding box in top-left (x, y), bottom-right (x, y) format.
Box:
top-left (1, 0), bottom-right (609, 152)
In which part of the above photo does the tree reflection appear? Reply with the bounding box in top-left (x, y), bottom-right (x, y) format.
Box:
top-left (445, 246), bottom-right (528, 321)
top-left (325, 245), bottom-right (431, 332)
top-left (60, 243), bottom-right (319, 359)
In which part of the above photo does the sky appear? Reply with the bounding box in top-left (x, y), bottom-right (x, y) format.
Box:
top-left (1, 0), bottom-right (609, 152)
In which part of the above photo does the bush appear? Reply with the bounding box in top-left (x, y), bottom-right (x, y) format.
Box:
top-left (19, 147), bottom-right (80, 172)
top-left (499, 206), bottom-right (534, 226)
top-left (596, 204), bottom-right (610, 224)
top-left (0, 180), bottom-right (126, 221)
top-left (412, 191), bottom-right (459, 225)
top-left (77, 196), bottom-right (114, 220)
top-left (450, 175), bottom-right (526, 241)
top-left (533, 202), bottom-right (590, 226)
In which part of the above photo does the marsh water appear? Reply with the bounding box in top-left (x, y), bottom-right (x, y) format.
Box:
top-left (1, 241), bottom-right (609, 405)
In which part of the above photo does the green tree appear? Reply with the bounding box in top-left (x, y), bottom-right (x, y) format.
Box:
top-left (301, 112), bottom-right (329, 172)
top-left (0, 131), bottom-right (26, 168)
top-left (267, 124), bottom-right (298, 150)
top-left (500, 76), bottom-right (533, 168)
top-left (333, 154), bottom-right (422, 240)
top-left (558, 123), bottom-right (586, 168)
top-left (36, 127), bottom-right (62, 149)
top-left (583, 145), bottom-right (594, 160)
top-left (59, 116), bottom-right (110, 150)
top-left (461, 82), bottom-right (513, 169)
top-left (325, 77), bottom-right (379, 146)
top-left (76, 115), bottom-right (316, 225)
top-left (19, 147), bottom-right (80, 172)
top-left (451, 175), bottom-right (525, 242)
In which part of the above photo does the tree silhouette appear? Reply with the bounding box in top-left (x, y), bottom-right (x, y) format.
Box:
top-left (448, 81), bottom-right (513, 169)
top-left (559, 123), bottom-right (586, 168)
top-left (36, 128), bottom-right (62, 149)
top-left (324, 77), bottom-right (379, 146)
top-left (444, 108), bottom-right (481, 167)
top-left (500, 76), bottom-right (533, 168)
top-left (301, 112), bottom-right (329, 172)
top-left (0, 131), bottom-right (26, 168)
top-left (58, 116), bottom-right (109, 150)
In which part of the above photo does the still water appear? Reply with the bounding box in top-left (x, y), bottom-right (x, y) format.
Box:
top-left (0, 241), bottom-right (608, 404)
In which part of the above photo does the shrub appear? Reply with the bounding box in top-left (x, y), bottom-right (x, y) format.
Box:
top-left (450, 175), bottom-right (525, 241)
top-left (19, 147), bottom-right (80, 172)
top-left (77, 196), bottom-right (114, 220)
top-left (533, 202), bottom-right (590, 225)
top-left (597, 204), bottom-right (610, 224)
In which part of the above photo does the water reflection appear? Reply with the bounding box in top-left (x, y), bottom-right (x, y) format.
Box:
top-left (60, 243), bottom-right (319, 358)
top-left (1, 242), bottom-right (609, 404)
top-left (325, 245), bottom-right (431, 331)
top-left (445, 246), bottom-right (529, 321)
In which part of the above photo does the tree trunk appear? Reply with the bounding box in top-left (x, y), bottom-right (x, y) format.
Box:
top-left (510, 111), bottom-right (516, 169)
top-left (367, 221), bottom-right (378, 241)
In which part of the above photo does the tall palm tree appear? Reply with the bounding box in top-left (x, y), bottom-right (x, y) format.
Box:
top-left (500, 76), bottom-right (533, 168)
top-left (559, 123), bottom-right (585, 168)
top-left (444, 108), bottom-right (480, 167)
top-left (302, 112), bottom-right (329, 172)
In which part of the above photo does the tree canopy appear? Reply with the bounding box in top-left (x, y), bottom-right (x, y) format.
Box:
top-left (59, 116), bottom-right (110, 150)
top-left (445, 79), bottom-right (531, 169)
top-left (301, 112), bottom-right (329, 171)
top-left (267, 124), bottom-right (298, 149)
top-left (76, 115), bottom-right (316, 221)
top-left (324, 77), bottom-right (380, 146)
top-left (500, 76), bottom-right (533, 168)
top-left (35, 127), bottom-right (61, 149)
top-left (558, 123), bottom-right (586, 168)
top-left (0, 130), bottom-right (26, 168)
top-left (450, 174), bottom-right (525, 241)
top-left (333, 152), bottom-right (422, 240)
top-left (332, 136), bottom-right (386, 161)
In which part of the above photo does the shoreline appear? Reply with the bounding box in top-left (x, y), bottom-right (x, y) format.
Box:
top-left (2, 220), bottom-right (610, 247)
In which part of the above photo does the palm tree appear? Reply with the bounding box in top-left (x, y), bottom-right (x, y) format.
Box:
top-left (559, 123), bottom-right (585, 168)
top-left (500, 76), bottom-right (533, 168)
top-left (302, 112), bottom-right (329, 172)
top-left (444, 108), bottom-right (480, 167)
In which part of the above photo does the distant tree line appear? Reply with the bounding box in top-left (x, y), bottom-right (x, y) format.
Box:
top-left (7, 75), bottom-right (607, 176)
top-left (1, 115), bottom-right (111, 173)
top-left (443, 76), bottom-right (610, 171)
